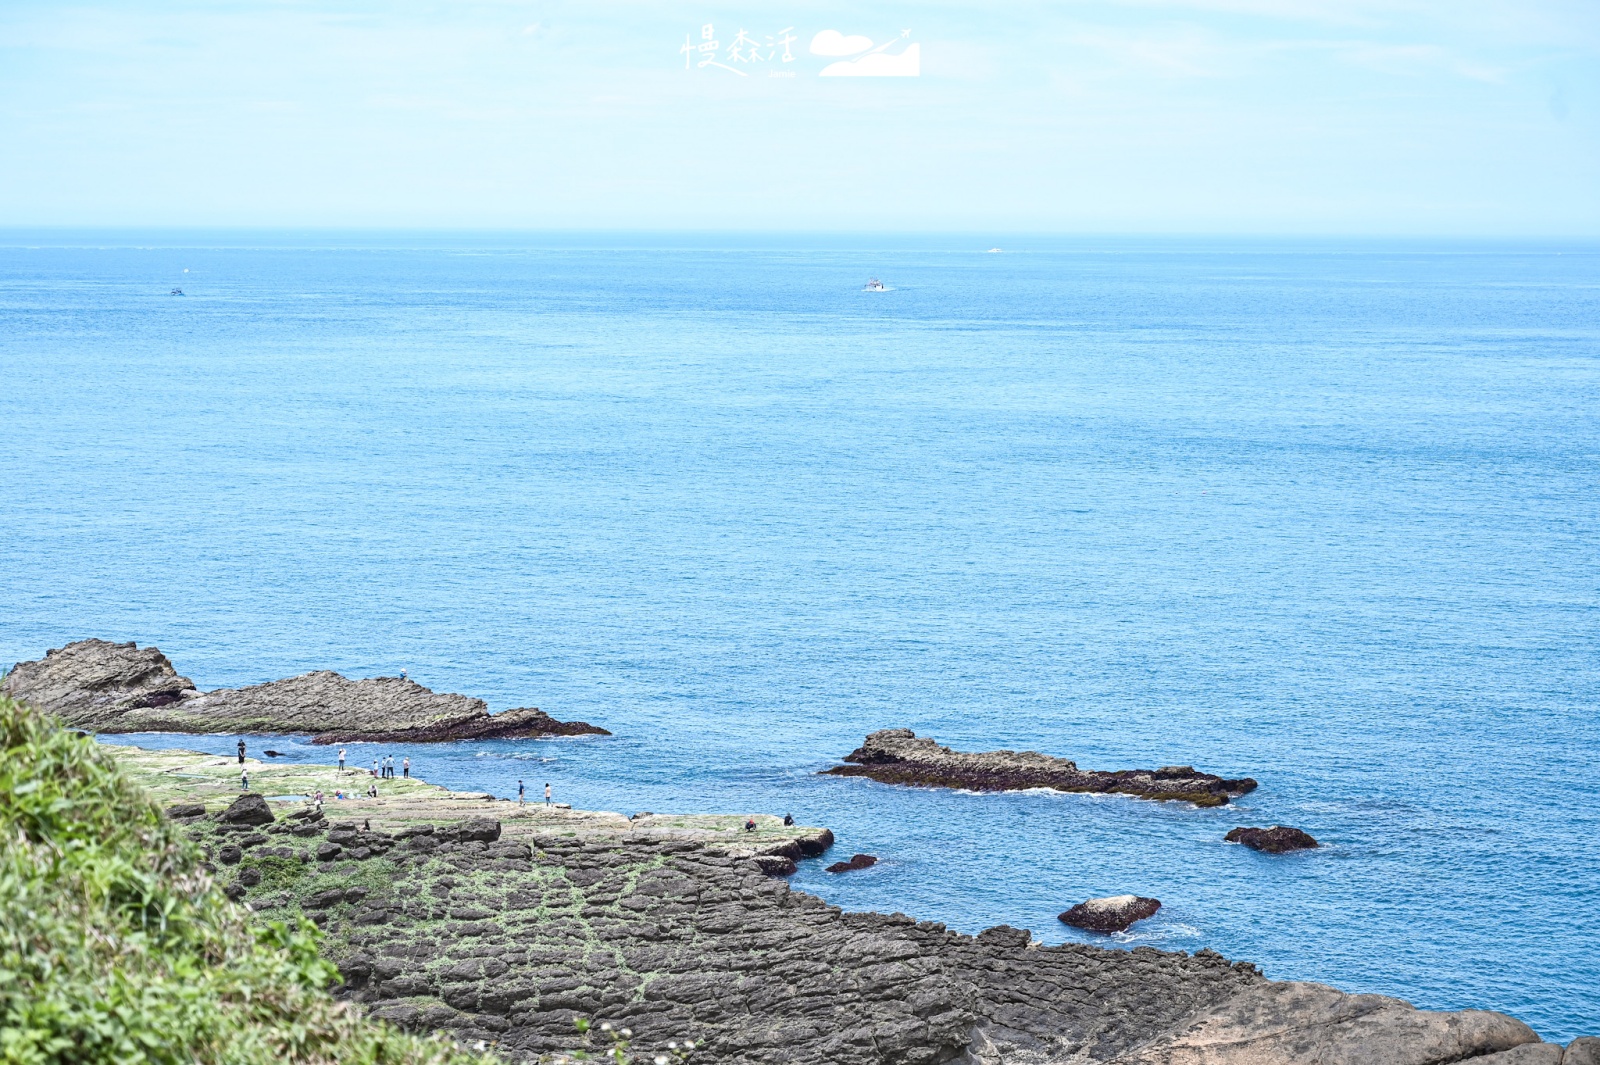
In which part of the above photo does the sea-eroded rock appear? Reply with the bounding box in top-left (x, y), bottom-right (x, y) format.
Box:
top-left (1060, 894), bottom-right (1162, 933)
top-left (825, 728), bottom-right (1257, 806)
top-left (826, 853), bottom-right (878, 873)
top-left (2, 639), bottom-right (609, 743)
top-left (1226, 825), bottom-right (1320, 853)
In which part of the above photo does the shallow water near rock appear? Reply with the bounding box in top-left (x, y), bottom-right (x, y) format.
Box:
top-left (3, 232), bottom-right (1598, 1040)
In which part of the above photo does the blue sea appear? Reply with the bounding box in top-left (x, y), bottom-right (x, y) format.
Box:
top-left (2, 232), bottom-right (1597, 1041)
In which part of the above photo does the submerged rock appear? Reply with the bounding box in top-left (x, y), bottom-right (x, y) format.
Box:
top-left (825, 728), bottom-right (1256, 806)
top-left (1227, 825), bottom-right (1320, 853)
top-left (1060, 894), bottom-right (1162, 933)
top-left (2, 638), bottom-right (609, 743)
top-left (826, 853), bottom-right (878, 873)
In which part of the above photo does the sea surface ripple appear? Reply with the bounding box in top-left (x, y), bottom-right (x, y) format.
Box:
top-left (2, 232), bottom-right (1597, 1040)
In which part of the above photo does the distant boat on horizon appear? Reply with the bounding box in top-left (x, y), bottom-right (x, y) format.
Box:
top-left (863, 278), bottom-right (886, 291)
top-left (170, 288), bottom-right (184, 296)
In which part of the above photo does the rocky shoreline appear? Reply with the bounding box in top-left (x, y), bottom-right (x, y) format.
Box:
top-left (1, 639), bottom-right (608, 743)
top-left (824, 728), bottom-right (1258, 806)
top-left (107, 744), bottom-right (1594, 1065)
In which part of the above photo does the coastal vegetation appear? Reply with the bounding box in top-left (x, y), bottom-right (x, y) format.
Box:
top-left (0, 694), bottom-right (496, 1065)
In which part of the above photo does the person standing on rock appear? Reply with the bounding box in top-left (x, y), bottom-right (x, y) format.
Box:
top-left (240, 768), bottom-right (249, 790)
top-left (384, 754), bottom-right (393, 778)
top-left (402, 756), bottom-right (410, 778)
top-left (518, 780), bottom-right (525, 804)
top-left (237, 739), bottom-right (246, 764)
top-left (372, 758), bottom-right (379, 777)
top-left (400, 668), bottom-right (407, 681)
top-left (544, 782), bottom-right (552, 806)
top-left (337, 748), bottom-right (346, 773)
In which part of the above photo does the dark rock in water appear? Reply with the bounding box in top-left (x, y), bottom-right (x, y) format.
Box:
top-left (824, 729), bottom-right (1256, 806)
top-left (1, 638), bottom-right (610, 743)
top-left (826, 853), bottom-right (878, 874)
top-left (1060, 894), bottom-right (1162, 933)
top-left (236, 867), bottom-right (263, 887)
top-left (166, 802), bottom-right (207, 819)
top-left (220, 793), bottom-right (274, 826)
top-left (263, 749), bottom-right (283, 757)
top-left (1226, 825), bottom-right (1320, 853)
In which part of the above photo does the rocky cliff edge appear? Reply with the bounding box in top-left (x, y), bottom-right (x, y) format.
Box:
top-left (2, 639), bottom-right (607, 743)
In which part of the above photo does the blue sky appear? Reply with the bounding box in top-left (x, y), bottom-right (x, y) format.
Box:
top-left (1, 0), bottom-right (1597, 233)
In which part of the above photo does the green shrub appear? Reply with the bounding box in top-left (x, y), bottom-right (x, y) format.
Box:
top-left (0, 695), bottom-right (498, 1065)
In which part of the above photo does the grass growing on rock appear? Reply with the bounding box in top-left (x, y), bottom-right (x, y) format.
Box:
top-left (0, 695), bottom-right (500, 1065)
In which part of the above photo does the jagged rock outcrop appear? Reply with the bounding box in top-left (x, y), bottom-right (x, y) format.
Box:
top-left (2, 639), bottom-right (608, 743)
top-left (1060, 894), bottom-right (1163, 933)
top-left (1226, 825), bottom-right (1320, 853)
top-left (220, 793), bottom-right (275, 826)
top-left (825, 729), bottom-right (1257, 806)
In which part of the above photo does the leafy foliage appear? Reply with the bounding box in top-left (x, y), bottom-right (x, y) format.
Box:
top-left (0, 695), bottom-right (498, 1065)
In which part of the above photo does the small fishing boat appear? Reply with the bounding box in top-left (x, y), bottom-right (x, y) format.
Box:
top-left (170, 288), bottom-right (184, 296)
top-left (863, 278), bottom-right (886, 291)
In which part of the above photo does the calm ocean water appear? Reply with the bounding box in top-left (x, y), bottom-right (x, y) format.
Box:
top-left (2, 232), bottom-right (1597, 1040)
